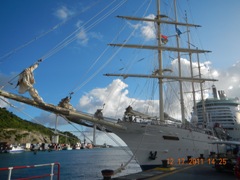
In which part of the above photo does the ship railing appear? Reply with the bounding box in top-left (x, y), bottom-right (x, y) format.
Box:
top-left (0, 162), bottom-right (60, 180)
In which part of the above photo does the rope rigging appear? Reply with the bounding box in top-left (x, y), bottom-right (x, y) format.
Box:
top-left (60, 115), bottom-right (93, 143)
top-left (0, 0), bottom-right (101, 63)
top-left (40, 0), bottom-right (127, 61)
top-left (113, 123), bottom-right (149, 175)
top-left (70, 0), bottom-right (152, 102)
top-left (2, 0), bottom-right (128, 107)
top-left (4, 0), bottom-right (128, 104)
top-left (0, 0), bottom-right (206, 175)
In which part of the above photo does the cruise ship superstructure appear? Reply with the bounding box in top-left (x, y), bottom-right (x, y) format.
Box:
top-left (196, 85), bottom-right (240, 141)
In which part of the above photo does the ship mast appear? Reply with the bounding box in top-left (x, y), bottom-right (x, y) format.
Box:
top-left (156, 0), bottom-right (164, 122)
top-left (174, 0), bottom-right (185, 123)
top-left (105, 0), bottom-right (217, 123)
top-left (185, 11), bottom-right (197, 115)
top-left (197, 51), bottom-right (207, 127)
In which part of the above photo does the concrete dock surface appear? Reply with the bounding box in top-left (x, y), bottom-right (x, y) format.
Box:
top-left (113, 163), bottom-right (235, 180)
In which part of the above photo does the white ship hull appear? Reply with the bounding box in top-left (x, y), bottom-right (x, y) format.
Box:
top-left (0, 89), bottom-right (220, 170)
top-left (110, 122), bottom-right (219, 170)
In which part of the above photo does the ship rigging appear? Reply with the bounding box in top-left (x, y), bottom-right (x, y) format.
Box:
top-left (0, 0), bottom-right (223, 172)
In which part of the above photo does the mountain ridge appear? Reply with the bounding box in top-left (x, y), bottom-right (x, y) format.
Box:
top-left (0, 107), bottom-right (79, 145)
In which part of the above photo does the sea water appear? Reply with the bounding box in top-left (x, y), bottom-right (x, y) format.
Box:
top-left (0, 147), bottom-right (141, 179)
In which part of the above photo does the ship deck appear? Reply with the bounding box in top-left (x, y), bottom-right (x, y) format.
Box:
top-left (113, 162), bottom-right (235, 180)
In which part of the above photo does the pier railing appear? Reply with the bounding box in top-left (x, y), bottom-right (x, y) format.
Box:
top-left (0, 162), bottom-right (60, 180)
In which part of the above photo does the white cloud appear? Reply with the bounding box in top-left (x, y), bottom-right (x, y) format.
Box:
top-left (77, 79), bottom-right (130, 118)
top-left (127, 14), bottom-right (156, 41)
top-left (54, 6), bottom-right (73, 20)
top-left (77, 79), bottom-right (160, 119)
top-left (127, 21), bottom-right (141, 30)
top-left (140, 14), bottom-right (156, 40)
top-left (211, 70), bottom-right (219, 78)
top-left (76, 28), bottom-right (89, 45)
top-left (89, 32), bottom-right (103, 41)
top-left (214, 61), bottom-right (240, 98)
top-left (76, 58), bottom-right (232, 121)
top-left (75, 20), bottom-right (103, 46)
top-left (165, 58), bottom-right (215, 118)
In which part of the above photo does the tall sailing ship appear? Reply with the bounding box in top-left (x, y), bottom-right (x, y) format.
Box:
top-left (0, 0), bottom-right (222, 171)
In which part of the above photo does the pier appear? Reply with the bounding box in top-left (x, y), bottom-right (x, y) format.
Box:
top-left (113, 163), bottom-right (234, 180)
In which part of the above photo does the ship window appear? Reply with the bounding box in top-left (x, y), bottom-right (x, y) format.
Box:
top-left (163, 136), bottom-right (179, 140)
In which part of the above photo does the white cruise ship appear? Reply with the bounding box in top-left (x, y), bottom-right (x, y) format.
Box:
top-left (196, 85), bottom-right (240, 141)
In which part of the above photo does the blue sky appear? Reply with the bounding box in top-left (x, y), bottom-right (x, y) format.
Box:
top-left (1, 0), bottom-right (240, 145)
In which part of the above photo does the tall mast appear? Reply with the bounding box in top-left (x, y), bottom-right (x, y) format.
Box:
top-left (156, 0), bottom-right (164, 122)
top-left (185, 12), bottom-right (197, 115)
top-left (105, 0), bottom-right (217, 122)
top-left (197, 50), bottom-right (207, 127)
top-left (174, 0), bottom-right (185, 123)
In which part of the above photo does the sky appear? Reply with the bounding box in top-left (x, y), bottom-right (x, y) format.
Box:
top-left (1, 0), bottom-right (240, 146)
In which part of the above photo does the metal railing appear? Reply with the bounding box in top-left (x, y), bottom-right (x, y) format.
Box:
top-left (0, 162), bottom-right (60, 180)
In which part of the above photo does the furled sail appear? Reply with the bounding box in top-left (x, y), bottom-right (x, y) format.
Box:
top-left (124, 105), bottom-right (181, 123)
top-left (124, 106), bottom-right (154, 119)
top-left (17, 62), bottom-right (43, 103)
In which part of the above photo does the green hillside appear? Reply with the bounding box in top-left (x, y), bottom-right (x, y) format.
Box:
top-left (0, 107), bottom-right (80, 145)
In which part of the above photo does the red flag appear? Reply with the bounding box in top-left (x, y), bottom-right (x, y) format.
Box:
top-left (161, 35), bottom-right (168, 44)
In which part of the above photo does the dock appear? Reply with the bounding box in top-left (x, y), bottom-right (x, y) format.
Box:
top-left (113, 163), bottom-right (235, 180)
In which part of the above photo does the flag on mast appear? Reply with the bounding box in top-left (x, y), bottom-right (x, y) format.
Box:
top-left (161, 35), bottom-right (168, 44)
top-left (176, 27), bottom-right (182, 36)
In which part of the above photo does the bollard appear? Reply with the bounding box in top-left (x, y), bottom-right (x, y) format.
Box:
top-left (101, 169), bottom-right (114, 180)
top-left (162, 160), bottom-right (168, 168)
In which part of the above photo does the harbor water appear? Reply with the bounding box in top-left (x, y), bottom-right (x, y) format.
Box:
top-left (0, 147), bottom-right (141, 179)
